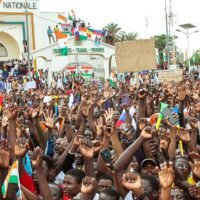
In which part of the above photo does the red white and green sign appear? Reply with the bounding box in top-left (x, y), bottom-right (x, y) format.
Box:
top-left (80, 66), bottom-right (93, 77)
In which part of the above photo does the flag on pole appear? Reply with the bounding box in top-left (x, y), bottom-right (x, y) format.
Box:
top-left (156, 102), bottom-right (168, 129)
top-left (58, 14), bottom-right (66, 24)
top-left (2, 160), bottom-right (22, 199)
top-left (55, 31), bottom-right (68, 56)
top-left (79, 27), bottom-right (88, 41)
top-left (87, 29), bottom-right (93, 38)
top-left (116, 108), bottom-right (135, 128)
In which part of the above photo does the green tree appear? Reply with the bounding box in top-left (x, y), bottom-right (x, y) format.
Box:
top-left (152, 34), bottom-right (178, 65)
top-left (105, 23), bottom-right (122, 44)
top-left (190, 53), bottom-right (200, 65)
top-left (118, 32), bottom-right (138, 41)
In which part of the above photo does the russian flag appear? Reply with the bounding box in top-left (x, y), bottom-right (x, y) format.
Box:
top-left (116, 109), bottom-right (126, 128)
top-left (116, 107), bottom-right (136, 128)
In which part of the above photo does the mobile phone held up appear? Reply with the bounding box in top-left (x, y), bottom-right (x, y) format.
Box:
top-left (121, 94), bottom-right (129, 106)
top-left (161, 107), bottom-right (179, 125)
top-left (100, 149), bottom-right (114, 170)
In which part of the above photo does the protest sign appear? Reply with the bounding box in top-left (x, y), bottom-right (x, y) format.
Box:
top-left (43, 96), bottom-right (52, 103)
top-left (158, 69), bottom-right (183, 83)
top-left (115, 39), bottom-right (157, 73)
top-left (26, 81), bottom-right (36, 89)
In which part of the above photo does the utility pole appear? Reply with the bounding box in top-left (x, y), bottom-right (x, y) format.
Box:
top-left (145, 16), bottom-right (149, 39)
top-left (25, 0), bottom-right (32, 80)
top-left (165, 0), bottom-right (170, 67)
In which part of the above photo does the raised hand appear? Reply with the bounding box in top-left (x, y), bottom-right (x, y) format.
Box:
top-left (2, 111), bottom-right (8, 128)
top-left (158, 162), bottom-right (175, 188)
top-left (94, 117), bottom-right (104, 136)
top-left (162, 117), bottom-right (176, 130)
top-left (42, 109), bottom-right (54, 129)
top-left (79, 138), bottom-right (94, 160)
top-left (81, 104), bottom-right (89, 118)
top-left (138, 89), bottom-right (147, 99)
top-left (178, 128), bottom-right (191, 143)
top-left (189, 152), bottom-right (200, 179)
top-left (30, 147), bottom-right (43, 169)
top-left (146, 96), bottom-right (153, 105)
top-left (104, 121), bottom-right (114, 138)
top-left (189, 117), bottom-right (198, 129)
top-left (81, 177), bottom-right (97, 194)
top-left (32, 109), bottom-right (40, 119)
top-left (15, 137), bottom-right (29, 158)
top-left (105, 154), bottom-right (118, 174)
top-left (104, 108), bottom-right (114, 123)
top-left (159, 139), bottom-right (169, 150)
top-left (122, 172), bottom-right (142, 191)
top-left (7, 103), bottom-right (18, 120)
top-left (73, 134), bottom-right (84, 146)
top-left (195, 103), bottom-right (200, 112)
top-left (139, 118), bottom-right (147, 131)
top-left (178, 85), bottom-right (186, 101)
top-left (0, 139), bottom-right (10, 168)
top-left (141, 126), bottom-right (157, 140)
top-left (92, 140), bottom-right (102, 153)
top-left (120, 123), bottom-right (133, 140)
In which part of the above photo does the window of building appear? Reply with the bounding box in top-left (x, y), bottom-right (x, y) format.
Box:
top-left (0, 43), bottom-right (8, 57)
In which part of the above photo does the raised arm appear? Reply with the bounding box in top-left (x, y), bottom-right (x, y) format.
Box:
top-left (31, 147), bottom-right (53, 200)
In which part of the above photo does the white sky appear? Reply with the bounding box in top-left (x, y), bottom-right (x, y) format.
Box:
top-left (40, 0), bottom-right (200, 55)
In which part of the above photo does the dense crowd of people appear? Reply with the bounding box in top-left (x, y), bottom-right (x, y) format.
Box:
top-left (0, 62), bottom-right (200, 200)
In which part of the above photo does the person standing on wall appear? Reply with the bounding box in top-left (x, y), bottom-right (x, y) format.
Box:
top-left (47, 26), bottom-right (55, 44)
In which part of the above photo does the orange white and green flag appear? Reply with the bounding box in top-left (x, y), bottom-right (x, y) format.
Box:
top-left (58, 14), bottom-right (66, 24)
top-left (55, 31), bottom-right (68, 56)
top-left (79, 27), bottom-right (88, 41)
top-left (2, 160), bottom-right (22, 199)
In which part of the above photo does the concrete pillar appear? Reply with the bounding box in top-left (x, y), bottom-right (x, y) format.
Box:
top-left (103, 58), bottom-right (110, 80)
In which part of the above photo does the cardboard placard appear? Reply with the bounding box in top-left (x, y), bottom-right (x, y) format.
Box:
top-left (26, 81), bottom-right (36, 89)
top-left (158, 69), bottom-right (183, 83)
top-left (115, 39), bottom-right (157, 73)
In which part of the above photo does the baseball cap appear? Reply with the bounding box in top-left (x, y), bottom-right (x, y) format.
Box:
top-left (140, 158), bottom-right (157, 168)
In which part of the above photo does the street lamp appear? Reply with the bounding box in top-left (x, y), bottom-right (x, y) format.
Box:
top-left (176, 23), bottom-right (199, 68)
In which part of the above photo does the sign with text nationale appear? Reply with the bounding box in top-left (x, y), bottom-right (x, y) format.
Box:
top-left (0, 0), bottom-right (38, 12)
top-left (115, 39), bottom-right (157, 73)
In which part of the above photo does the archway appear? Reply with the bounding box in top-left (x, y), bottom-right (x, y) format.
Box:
top-left (0, 32), bottom-right (20, 61)
top-left (0, 43), bottom-right (8, 57)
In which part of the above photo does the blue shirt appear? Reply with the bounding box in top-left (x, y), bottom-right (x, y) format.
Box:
top-left (47, 28), bottom-right (53, 35)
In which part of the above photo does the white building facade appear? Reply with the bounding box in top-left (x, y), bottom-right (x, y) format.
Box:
top-left (0, 0), bottom-right (117, 81)
top-left (0, 0), bottom-right (63, 61)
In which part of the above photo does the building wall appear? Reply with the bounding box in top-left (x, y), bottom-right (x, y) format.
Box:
top-left (0, 0), bottom-right (64, 61)
top-left (0, 31), bottom-right (20, 61)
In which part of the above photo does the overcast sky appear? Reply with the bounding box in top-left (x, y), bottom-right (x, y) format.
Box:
top-left (40, 0), bottom-right (200, 55)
